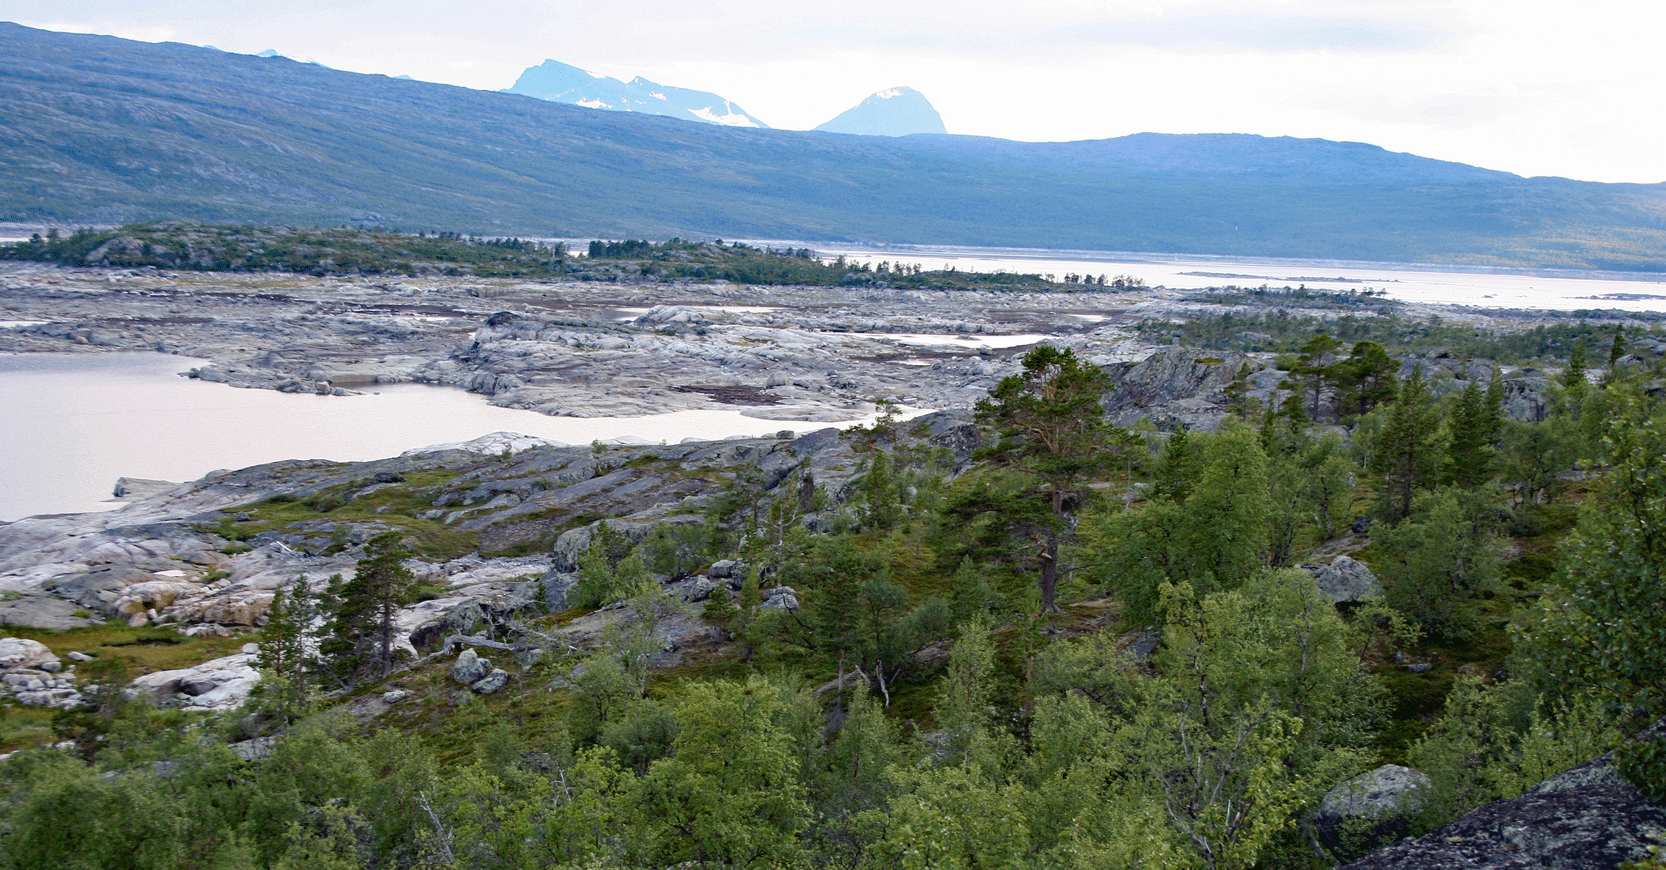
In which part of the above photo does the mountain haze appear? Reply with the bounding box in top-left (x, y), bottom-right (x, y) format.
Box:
top-left (504, 59), bottom-right (768, 128)
top-left (2, 23), bottom-right (1664, 270)
top-left (814, 87), bottom-right (947, 137)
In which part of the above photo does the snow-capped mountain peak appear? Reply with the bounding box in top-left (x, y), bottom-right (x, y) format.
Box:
top-left (505, 60), bottom-right (770, 129)
top-left (814, 86), bottom-right (946, 137)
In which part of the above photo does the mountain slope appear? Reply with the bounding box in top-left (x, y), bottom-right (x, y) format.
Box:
top-left (814, 87), bottom-right (947, 137)
top-left (2, 23), bottom-right (1664, 270)
top-left (504, 59), bottom-right (768, 128)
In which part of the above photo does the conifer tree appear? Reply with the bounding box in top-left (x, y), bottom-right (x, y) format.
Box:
top-left (974, 345), bottom-right (1119, 613)
top-left (1372, 367), bottom-right (1442, 522)
top-left (253, 577), bottom-right (318, 723)
top-left (320, 533), bottom-right (418, 685)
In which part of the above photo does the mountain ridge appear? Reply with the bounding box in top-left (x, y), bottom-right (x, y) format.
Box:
top-left (504, 59), bottom-right (769, 128)
top-left (2, 22), bottom-right (1664, 270)
top-left (814, 86), bottom-right (947, 137)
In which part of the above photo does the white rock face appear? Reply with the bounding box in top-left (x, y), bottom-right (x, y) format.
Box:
top-left (0, 637), bottom-right (58, 670)
top-left (129, 652), bottom-right (260, 712)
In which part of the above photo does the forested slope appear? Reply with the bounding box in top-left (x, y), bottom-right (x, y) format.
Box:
top-left (5, 317), bottom-right (1666, 868)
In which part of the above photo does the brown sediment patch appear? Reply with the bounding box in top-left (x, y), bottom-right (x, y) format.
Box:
top-left (673, 384), bottom-right (781, 406)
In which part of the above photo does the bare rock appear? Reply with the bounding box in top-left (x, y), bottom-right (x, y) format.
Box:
top-left (0, 595), bottom-right (102, 630)
top-left (1344, 755), bottom-right (1666, 869)
top-left (0, 637), bottom-right (59, 670)
top-left (129, 652), bottom-right (260, 711)
top-left (1307, 555), bottom-right (1384, 604)
top-left (1099, 347), bottom-right (1248, 430)
top-left (1316, 764), bottom-right (1430, 855)
top-left (450, 648), bottom-right (491, 685)
top-left (761, 585), bottom-right (799, 611)
top-left (471, 668), bottom-right (509, 694)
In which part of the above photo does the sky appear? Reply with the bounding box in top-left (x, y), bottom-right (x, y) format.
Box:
top-left (6, 1), bottom-right (1664, 184)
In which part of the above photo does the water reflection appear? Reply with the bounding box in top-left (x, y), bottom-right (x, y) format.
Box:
top-left (0, 353), bottom-right (885, 521)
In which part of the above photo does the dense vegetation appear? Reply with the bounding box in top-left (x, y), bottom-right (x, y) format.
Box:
top-left (5, 327), bottom-right (1666, 869)
top-left (1, 223), bottom-right (1083, 291)
top-left (6, 23), bottom-right (1666, 269)
top-left (1134, 289), bottom-right (1666, 366)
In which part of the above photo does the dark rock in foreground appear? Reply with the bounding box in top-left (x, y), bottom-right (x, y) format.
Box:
top-left (1344, 751), bottom-right (1666, 870)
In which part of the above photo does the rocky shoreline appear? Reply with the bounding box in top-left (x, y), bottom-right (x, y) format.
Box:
top-left (0, 263), bottom-right (1569, 712)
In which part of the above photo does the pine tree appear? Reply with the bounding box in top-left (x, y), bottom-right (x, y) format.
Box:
top-left (253, 577), bottom-right (318, 723)
top-left (1372, 367), bottom-right (1441, 522)
top-left (320, 533), bottom-right (418, 685)
top-left (974, 345), bottom-right (1120, 614)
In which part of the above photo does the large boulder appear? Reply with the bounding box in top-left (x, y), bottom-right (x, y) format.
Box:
top-left (1316, 764), bottom-right (1429, 855)
top-left (0, 637), bottom-right (60, 670)
top-left (450, 648), bottom-right (491, 685)
top-left (1098, 347), bottom-right (1248, 430)
top-left (1307, 556), bottom-right (1384, 604)
top-left (129, 652), bottom-right (260, 712)
top-left (471, 668), bottom-right (509, 694)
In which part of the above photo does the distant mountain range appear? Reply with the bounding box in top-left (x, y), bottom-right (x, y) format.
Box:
top-left (2, 22), bottom-right (1664, 271)
top-left (504, 59), bottom-right (768, 128)
top-left (815, 87), bottom-right (946, 137)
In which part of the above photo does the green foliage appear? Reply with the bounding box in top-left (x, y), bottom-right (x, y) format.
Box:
top-left (632, 676), bottom-right (811, 868)
top-left (250, 578), bottom-right (318, 726)
top-left (319, 533), bottom-right (419, 685)
top-left (1406, 677), bottom-right (1623, 831)
top-left (1083, 426), bottom-right (1272, 625)
top-left (1139, 309), bottom-right (1666, 366)
top-left (974, 345), bottom-right (1122, 613)
top-left (1368, 366), bottom-right (1443, 522)
top-left (1375, 487), bottom-right (1507, 640)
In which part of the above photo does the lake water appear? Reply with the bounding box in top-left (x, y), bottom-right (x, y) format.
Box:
top-left (806, 244), bottom-right (1666, 314)
top-left (0, 353), bottom-right (884, 522)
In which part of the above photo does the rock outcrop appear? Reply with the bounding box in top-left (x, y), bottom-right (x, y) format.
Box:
top-left (1306, 555), bottom-right (1384, 604)
top-left (1316, 764), bottom-right (1430, 854)
top-left (129, 650), bottom-right (260, 712)
top-left (1344, 750), bottom-right (1666, 869)
top-left (0, 637), bottom-right (83, 709)
top-left (1099, 347), bottom-right (1251, 430)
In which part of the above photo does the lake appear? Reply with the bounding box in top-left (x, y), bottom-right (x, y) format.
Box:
top-left (0, 353), bottom-right (882, 522)
top-left (806, 244), bottom-right (1666, 314)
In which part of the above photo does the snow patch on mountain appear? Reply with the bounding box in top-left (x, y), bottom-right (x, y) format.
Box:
top-left (505, 60), bottom-right (770, 129)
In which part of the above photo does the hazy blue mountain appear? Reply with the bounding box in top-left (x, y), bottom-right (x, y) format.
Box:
top-left (815, 87), bottom-right (947, 137)
top-left (2, 23), bottom-right (1664, 270)
top-left (505, 59), bottom-right (769, 128)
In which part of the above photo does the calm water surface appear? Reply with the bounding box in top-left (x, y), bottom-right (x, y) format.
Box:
top-left (0, 353), bottom-right (868, 521)
top-left (807, 244), bottom-right (1666, 313)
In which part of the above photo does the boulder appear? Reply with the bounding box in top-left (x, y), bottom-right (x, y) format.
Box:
top-left (129, 653), bottom-right (260, 712)
top-left (1307, 556), bottom-right (1384, 604)
top-left (1316, 764), bottom-right (1429, 855)
top-left (1343, 752), bottom-right (1666, 869)
top-left (450, 648), bottom-right (491, 685)
top-left (472, 668), bottom-right (509, 694)
top-left (550, 515), bottom-right (705, 572)
top-left (0, 637), bottom-right (59, 670)
top-left (761, 586), bottom-right (799, 611)
top-left (679, 577), bottom-right (717, 603)
top-left (1099, 347), bottom-right (1248, 429)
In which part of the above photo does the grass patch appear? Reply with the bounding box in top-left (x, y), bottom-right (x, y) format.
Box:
top-left (2, 624), bottom-right (251, 677)
top-left (204, 468), bottom-right (479, 560)
top-left (0, 706), bottom-right (58, 753)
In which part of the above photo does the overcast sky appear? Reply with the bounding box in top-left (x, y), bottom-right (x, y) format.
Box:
top-left (7, 1), bottom-right (1663, 183)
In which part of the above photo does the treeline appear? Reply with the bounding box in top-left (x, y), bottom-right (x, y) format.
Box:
top-left (6, 335), bottom-right (1666, 869)
top-left (0, 223), bottom-right (1094, 292)
top-left (1137, 300), bottom-right (1666, 366)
